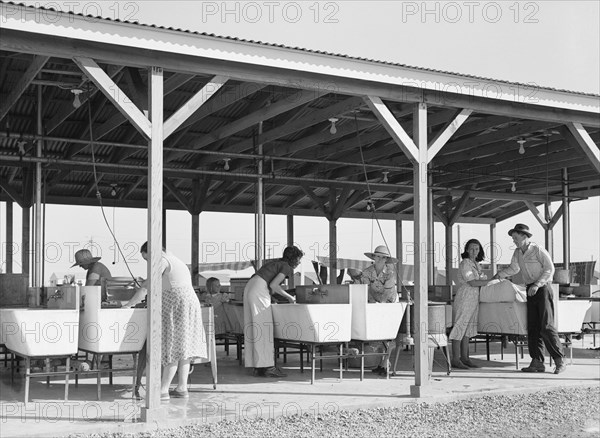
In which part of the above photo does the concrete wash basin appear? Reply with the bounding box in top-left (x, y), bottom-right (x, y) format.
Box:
top-left (79, 286), bottom-right (147, 353)
top-left (350, 283), bottom-right (407, 340)
top-left (478, 292), bottom-right (592, 335)
top-left (0, 307), bottom-right (80, 356)
top-left (272, 284), bottom-right (354, 343)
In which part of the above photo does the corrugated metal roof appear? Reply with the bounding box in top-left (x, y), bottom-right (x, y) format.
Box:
top-left (2, 1), bottom-right (598, 98)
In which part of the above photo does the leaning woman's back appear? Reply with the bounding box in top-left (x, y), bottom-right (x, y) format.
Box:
top-left (162, 251), bottom-right (193, 289)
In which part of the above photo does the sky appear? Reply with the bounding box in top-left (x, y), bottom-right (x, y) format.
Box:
top-left (1, 1), bottom-right (599, 282)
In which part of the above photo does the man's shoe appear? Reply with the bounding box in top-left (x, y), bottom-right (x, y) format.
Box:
top-left (264, 366), bottom-right (287, 377)
top-left (554, 359), bottom-right (567, 374)
top-left (521, 358), bottom-right (545, 373)
top-left (460, 358), bottom-right (480, 368)
top-left (451, 360), bottom-right (469, 370)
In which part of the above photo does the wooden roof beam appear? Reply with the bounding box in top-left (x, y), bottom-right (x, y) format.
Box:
top-left (164, 178), bottom-right (191, 211)
top-left (163, 75), bottom-right (228, 139)
top-left (564, 123), bottom-right (600, 174)
top-left (3, 20), bottom-right (597, 125)
top-left (215, 96), bottom-right (365, 163)
top-left (0, 176), bottom-right (23, 206)
top-left (427, 109), bottom-right (472, 163)
top-left (177, 88), bottom-right (321, 165)
top-left (0, 55), bottom-right (49, 123)
top-left (73, 57), bottom-right (151, 139)
top-left (364, 96), bottom-right (418, 163)
top-left (45, 65), bottom-right (123, 134)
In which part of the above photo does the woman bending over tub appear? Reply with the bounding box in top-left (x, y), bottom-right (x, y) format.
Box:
top-left (244, 245), bottom-right (303, 378)
top-left (449, 239), bottom-right (491, 369)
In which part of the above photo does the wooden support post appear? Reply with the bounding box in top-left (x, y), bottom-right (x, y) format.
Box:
top-left (328, 218), bottom-right (337, 285)
top-left (191, 213), bottom-right (199, 286)
top-left (6, 200), bottom-right (13, 273)
top-left (255, 122), bottom-right (264, 270)
top-left (287, 215), bottom-right (295, 288)
top-left (162, 209), bottom-right (167, 248)
top-left (445, 224), bottom-right (453, 286)
top-left (411, 103), bottom-right (429, 395)
top-left (562, 168), bottom-right (570, 269)
top-left (489, 223), bottom-right (497, 274)
top-left (22, 207), bottom-right (30, 277)
top-left (33, 85), bottom-right (43, 287)
top-left (427, 174), bottom-right (435, 285)
top-left (544, 203), bottom-right (554, 259)
top-left (142, 66), bottom-right (164, 421)
top-left (396, 219), bottom-right (403, 294)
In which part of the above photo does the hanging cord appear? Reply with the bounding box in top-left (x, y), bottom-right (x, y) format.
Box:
top-left (354, 113), bottom-right (391, 251)
top-left (87, 97), bottom-right (140, 286)
top-left (545, 134), bottom-right (550, 207)
top-left (353, 114), bottom-right (411, 298)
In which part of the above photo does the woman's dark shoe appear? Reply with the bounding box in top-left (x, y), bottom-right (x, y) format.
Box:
top-left (378, 366), bottom-right (389, 376)
top-left (264, 366), bottom-right (287, 377)
top-left (253, 368), bottom-right (266, 377)
top-left (461, 358), bottom-right (480, 368)
top-left (169, 389), bottom-right (189, 398)
top-left (371, 366), bottom-right (385, 374)
top-left (451, 360), bottom-right (469, 370)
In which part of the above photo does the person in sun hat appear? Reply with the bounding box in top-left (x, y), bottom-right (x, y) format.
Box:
top-left (359, 245), bottom-right (399, 304)
top-left (492, 223), bottom-right (566, 374)
top-left (71, 249), bottom-right (112, 299)
top-left (353, 245), bottom-right (399, 376)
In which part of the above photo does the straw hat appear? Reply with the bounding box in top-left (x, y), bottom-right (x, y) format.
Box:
top-left (364, 245), bottom-right (398, 263)
top-left (508, 223), bottom-right (532, 238)
top-left (71, 249), bottom-right (101, 267)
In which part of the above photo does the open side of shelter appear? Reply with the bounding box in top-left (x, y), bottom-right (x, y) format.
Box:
top-left (0, 1), bottom-right (599, 422)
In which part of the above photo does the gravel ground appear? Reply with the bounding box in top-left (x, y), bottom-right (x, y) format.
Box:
top-left (67, 386), bottom-right (599, 438)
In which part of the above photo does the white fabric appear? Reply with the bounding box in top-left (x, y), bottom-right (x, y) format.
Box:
top-left (479, 279), bottom-right (527, 303)
top-left (243, 275), bottom-right (275, 368)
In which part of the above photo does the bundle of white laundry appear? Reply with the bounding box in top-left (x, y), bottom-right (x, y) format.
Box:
top-left (479, 279), bottom-right (527, 303)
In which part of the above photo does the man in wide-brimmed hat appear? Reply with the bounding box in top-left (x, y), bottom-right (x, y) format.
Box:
top-left (72, 248), bottom-right (112, 292)
top-left (493, 224), bottom-right (566, 374)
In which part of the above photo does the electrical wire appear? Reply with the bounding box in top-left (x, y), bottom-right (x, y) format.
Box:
top-left (353, 113), bottom-right (411, 299)
top-left (353, 113), bottom-right (391, 252)
top-left (86, 97), bottom-right (140, 286)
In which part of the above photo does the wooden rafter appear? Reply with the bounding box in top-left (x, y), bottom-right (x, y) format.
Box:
top-left (0, 55), bottom-right (49, 122)
top-left (73, 57), bottom-right (151, 139)
top-left (564, 123), bottom-right (600, 174)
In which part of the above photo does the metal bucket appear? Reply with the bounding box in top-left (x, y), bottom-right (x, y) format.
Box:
top-left (553, 269), bottom-right (571, 285)
top-left (404, 303), bottom-right (447, 334)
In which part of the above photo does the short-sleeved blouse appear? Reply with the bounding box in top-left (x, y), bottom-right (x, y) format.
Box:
top-left (255, 260), bottom-right (293, 291)
top-left (457, 258), bottom-right (484, 286)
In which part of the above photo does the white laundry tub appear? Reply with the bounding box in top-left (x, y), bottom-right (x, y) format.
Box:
top-left (556, 300), bottom-right (591, 333)
top-left (272, 303), bottom-right (352, 343)
top-left (0, 307), bottom-right (80, 356)
top-left (78, 286), bottom-right (147, 353)
top-left (350, 283), bottom-right (407, 340)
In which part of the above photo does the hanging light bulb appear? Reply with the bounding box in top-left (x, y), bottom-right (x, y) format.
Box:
top-left (110, 184), bottom-right (117, 197)
top-left (510, 181), bottom-right (517, 192)
top-left (71, 89), bottom-right (83, 109)
top-left (223, 158), bottom-right (231, 171)
top-left (517, 138), bottom-right (526, 155)
top-left (382, 171), bottom-right (389, 183)
top-left (328, 118), bottom-right (338, 135)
